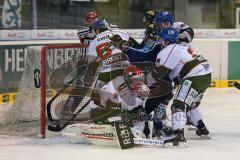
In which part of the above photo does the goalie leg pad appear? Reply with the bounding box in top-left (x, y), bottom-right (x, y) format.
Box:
top-left (62, 123), bottom-right (118, 147)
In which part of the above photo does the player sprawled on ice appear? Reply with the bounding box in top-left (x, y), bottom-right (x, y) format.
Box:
top-left (150, 28), bottom-right (212, 146)
top-left (62, 65), bottom-right (150, 148)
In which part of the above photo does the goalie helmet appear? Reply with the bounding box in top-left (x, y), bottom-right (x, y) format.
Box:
top-left (124, 65), bottom-right (149, 98)
top-left (84, 11), bottom-right (98, 25)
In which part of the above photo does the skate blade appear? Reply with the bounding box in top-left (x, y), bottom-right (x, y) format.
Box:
top-left (187, 126), bottom-right (197, 131)
top-left (198, 135), bottom-right (211, 139)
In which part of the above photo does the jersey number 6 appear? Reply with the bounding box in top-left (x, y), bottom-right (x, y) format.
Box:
top-left (96, 42), bottom-right (112, 60)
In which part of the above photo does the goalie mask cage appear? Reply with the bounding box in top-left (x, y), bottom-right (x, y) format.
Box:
top-left (0, 44), bottom-right (89, 138)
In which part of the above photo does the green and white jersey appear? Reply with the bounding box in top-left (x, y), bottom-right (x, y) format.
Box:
top-left (156, 44), bottom-right (212, 81)
top-left (88, 30), bottom-right (130, 73)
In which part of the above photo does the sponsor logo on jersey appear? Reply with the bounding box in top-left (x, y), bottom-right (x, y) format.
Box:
top-left (102, 53), bottom-right (126, 65)
top-left (97, 35), bottom-right (111, 42)
top-left (185, 88), bottom-right (198, 106)
top-left (176, 80), bottom-right (192, 102)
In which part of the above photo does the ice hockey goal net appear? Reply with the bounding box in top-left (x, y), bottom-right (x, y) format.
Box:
top-left (0, 44), bottom-right (89, 138)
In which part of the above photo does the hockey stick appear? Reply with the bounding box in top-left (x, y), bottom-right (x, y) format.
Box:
top-left (47, 62), bottom-right (89, 122)
top-left (234, 81), bottom-right (240, 90)
top-left (48, 68), bottom-right (100, 132)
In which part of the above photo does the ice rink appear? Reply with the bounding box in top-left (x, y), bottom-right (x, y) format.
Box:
top-left (0, 88), bottom-right (240, 160)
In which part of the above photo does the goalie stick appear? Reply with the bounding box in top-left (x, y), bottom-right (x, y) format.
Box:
top-left (47, 69), bottom-right (83, 122)
top-left (48, 99), bottom-right (91, 132)
top-left (234, 81), bottom-right (240, 90)
top-left (47, 60), bottom-right (92, 123)
top-left (133, 138), bottom-right (165, 146)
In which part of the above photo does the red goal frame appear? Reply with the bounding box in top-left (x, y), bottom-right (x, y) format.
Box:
top-left (40, 44), bottom-right (89, 138)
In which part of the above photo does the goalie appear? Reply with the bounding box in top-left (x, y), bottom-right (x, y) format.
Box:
top-left (62, 65), bottom-right (150, 148)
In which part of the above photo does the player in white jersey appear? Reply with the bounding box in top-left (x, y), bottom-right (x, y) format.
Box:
top-left (62, 65), bottom-right (150, 145)
top-left (151, 28), bottom-right (212, 146)
top-left (92, 65), bottom-right (150, 127)
top-left (86, 18), bottom-right (132, 89)
top-left (154, 11), bottom-right (194, 43)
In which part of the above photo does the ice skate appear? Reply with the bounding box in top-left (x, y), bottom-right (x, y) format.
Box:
top-left (196, 120), bottom-right (211, 139)
top-left (163, 129), bottom-right (188, 147)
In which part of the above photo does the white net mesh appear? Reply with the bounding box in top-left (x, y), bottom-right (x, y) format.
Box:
top-left (0, 46), bottom-right (42, 137)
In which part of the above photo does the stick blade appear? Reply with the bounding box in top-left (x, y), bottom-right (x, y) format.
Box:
top-left (234, 81), bottom-right (240, 89)
top-left (48, 124), bottom-right (64, 132)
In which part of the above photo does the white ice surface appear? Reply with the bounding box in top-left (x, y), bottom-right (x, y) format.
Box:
top-left (0, 88), bottom-right (240, 160)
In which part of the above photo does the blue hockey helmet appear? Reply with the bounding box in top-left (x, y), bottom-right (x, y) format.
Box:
top-left (159, 28), bottom-right (178, 44)
top-left (91, 18), bottom-right (109, 30)
top-left (154, 11), bottom-right (174, 24)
